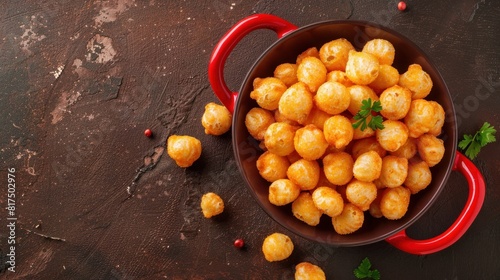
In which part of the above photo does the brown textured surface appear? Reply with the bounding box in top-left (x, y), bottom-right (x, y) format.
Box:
top-left (0, 0), bottom-right (499, 279)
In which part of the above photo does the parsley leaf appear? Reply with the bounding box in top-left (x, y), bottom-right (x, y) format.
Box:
top-left (354, 257), bottom-right (380, 280)
top-left (458, 122), bottom-right (496, 160)
top-left (352, 98), bottom-right (385, 131)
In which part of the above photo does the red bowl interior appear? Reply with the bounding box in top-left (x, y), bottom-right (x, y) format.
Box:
top-left (232, 20), bottom-right (457, 246)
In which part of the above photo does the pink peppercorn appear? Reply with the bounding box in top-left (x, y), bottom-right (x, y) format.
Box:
top-left (398, 1), bottom-right (407, 11)
top-left (233, 238), bottom-right (245, 248)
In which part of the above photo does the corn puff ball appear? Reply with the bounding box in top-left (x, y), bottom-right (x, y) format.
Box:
top-left (376, 120), bottom-right (409, 152)
top-left (274, 63), bottom-right (298, 87)
top-left (368, 65), bottom-right (400, 93)
top-left (351, 116), bottom-right (375, 140)
top-left (323, 152), bottom-right (354, 186)
top-left (345, 50), bottom-right (380, 85)
top-left (257, 151), bottom-right (290, 182)
top-left (351, 137), bottom-right (387, 160)
top-left (279, 82), bottom-right (314, 124)
top-left (379, 85), bottom-right (412, 120)
top-left (399, 64), bottom-right (433, 99)
top-left (201, 102), bottom-right (232, 135)
top-left (417, 134), bottom-right (445, 167)
top-left (390, 137), bottom-right (418, 159)
top-left (346, 179), bottom-right (378, 211)
top-left (269, 179), bottom-right (301, 206)
top-left (304, 106), bottom-right (332, 130)
top-left (319, 38), bottom-right (355, 71)
top-left (296, 47), bottom-right (320, 64)
top-left (380, 186), bottom-right (411, 220)
top-left (295, 262), bottom-right (326, 280)
top-left (265, 122), bottom-right (297, 156)
top-left (346, 85), bottom-right (379, 116)
top-left (323, 115), bottom-right (354, 149)
top-left (200, 192), bottom-right (224, 218)
top-left (404, 99), bottom-right (436, 138)
top-left (250, 77), bottom-right (287, 111)
top-left (287, 159), bottom-right (321, 191)
top-left (274, 109), bottom-right (300, 126)
top-left (379, 155), bottom-right (409, 188)
top-left (332, 203), bottom-right (364, 235)
top-left (262, 232), bottom-right (294, 262)
top-left (293, 124), bottom-right (329, 160)
top-left (362, 38), bottom-right (396, 65)
top-left (405, 160), bottom-right (432, 194)
top-left (353, 150), bottom-right (383, 182)
top-left (292, 192), bottom-right (323, 226)
top-left (167, 135), bottom-right (202, 168)
top-left (297, 57), bottom-right (327, 93)
top-left (314, 81), bottom-right (350, 115)
top-left (428, 101), bottom-right (445, 136)
top-left (327, 70), bottom-right (354, 87)
top-left (368, 190), bottom-right (384, 218)
top-left (312, 186), bottom-right (344, 217)
top-left (245, 107), bottom-right (275, 141)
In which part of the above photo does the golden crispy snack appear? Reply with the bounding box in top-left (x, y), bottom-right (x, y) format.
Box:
top-left (312, 186), bottom-right (344, 218)
top-left (250, 77), bottom-right (287, 110)
top-left (404, 99), bottom-right (436, 138)
top-left (362, 38), bottom-right (396, 65)
top-left (346, 179), bottom-right (378, 211)
top-left (292, 192), bottom-right (323, 226)
top-left (245, 107), bottom-right (275, 141)
top-left (294, 124), bottom-right (329, 160)
top-left (323, 115), bottom-right (354, 149)
top-left (287, 158), bottom-right (321, 191)
top-left (262, 232), bottom-right (294, 262)
top-left (314, 81), bottom-right (350, 115)
top-left (405, 160), bottom-right (432, 194)
top-left (200, 192), bottom-right (224, 218)
top-left (256, 151), bottom-right (290, 182)
top-left (264, 122), bottom-right (298, 156)
top-left (380, 186), bottom-right (411, 220)
top-left (332, 203), bottom-right (364, 235)
top-left (399, 64), bottom-right (433, 99)
top-left (295, 262), bottom-right (326, 280)
top-left (167, 135), bottom-right (202, 168)
top-left (323, 151), bottom-right (354, 186)
top-left (268, 179), bottom-right (301, 206)
top-left (201, 102), bottom-right (232, 135)
top-left (376, 120), bottom-right (409, 152)
top-left (368, 64), bottom-right (399, 93)
top-left (379, 85), bottom-right (412, 120)
top-left (274, 63), bottom-right (298, 87)
top-left (297, 56), bottom-right (327, 92)
top-left (379, 155), bottom-right (409, 188)
top-left (417, 133), bottom-right (445, 167)
top-left (346, 50), bottom-right (380, 85)
top-left (319, 38), bottom-right (355, 71)
top-left (353, 150), bottom-right (383, 182)
top-left (279, 82), bottom-right (314, 124)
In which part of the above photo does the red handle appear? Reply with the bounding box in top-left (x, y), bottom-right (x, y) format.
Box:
top-left (208, 14), bottom-right (298, 113)
top-left (385, 151), bottom-right (485, 255)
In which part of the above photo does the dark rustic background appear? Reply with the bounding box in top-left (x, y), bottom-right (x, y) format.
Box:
top-left (0, 0), bottom-right (499, 279)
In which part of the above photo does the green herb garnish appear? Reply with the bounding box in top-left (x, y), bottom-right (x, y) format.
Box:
top-left (354, 257), bottom-right (381, 280)
top-left (458, 122), bottom-right (496, 160)
top-left (352, 98), bottom-right (385, 131)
